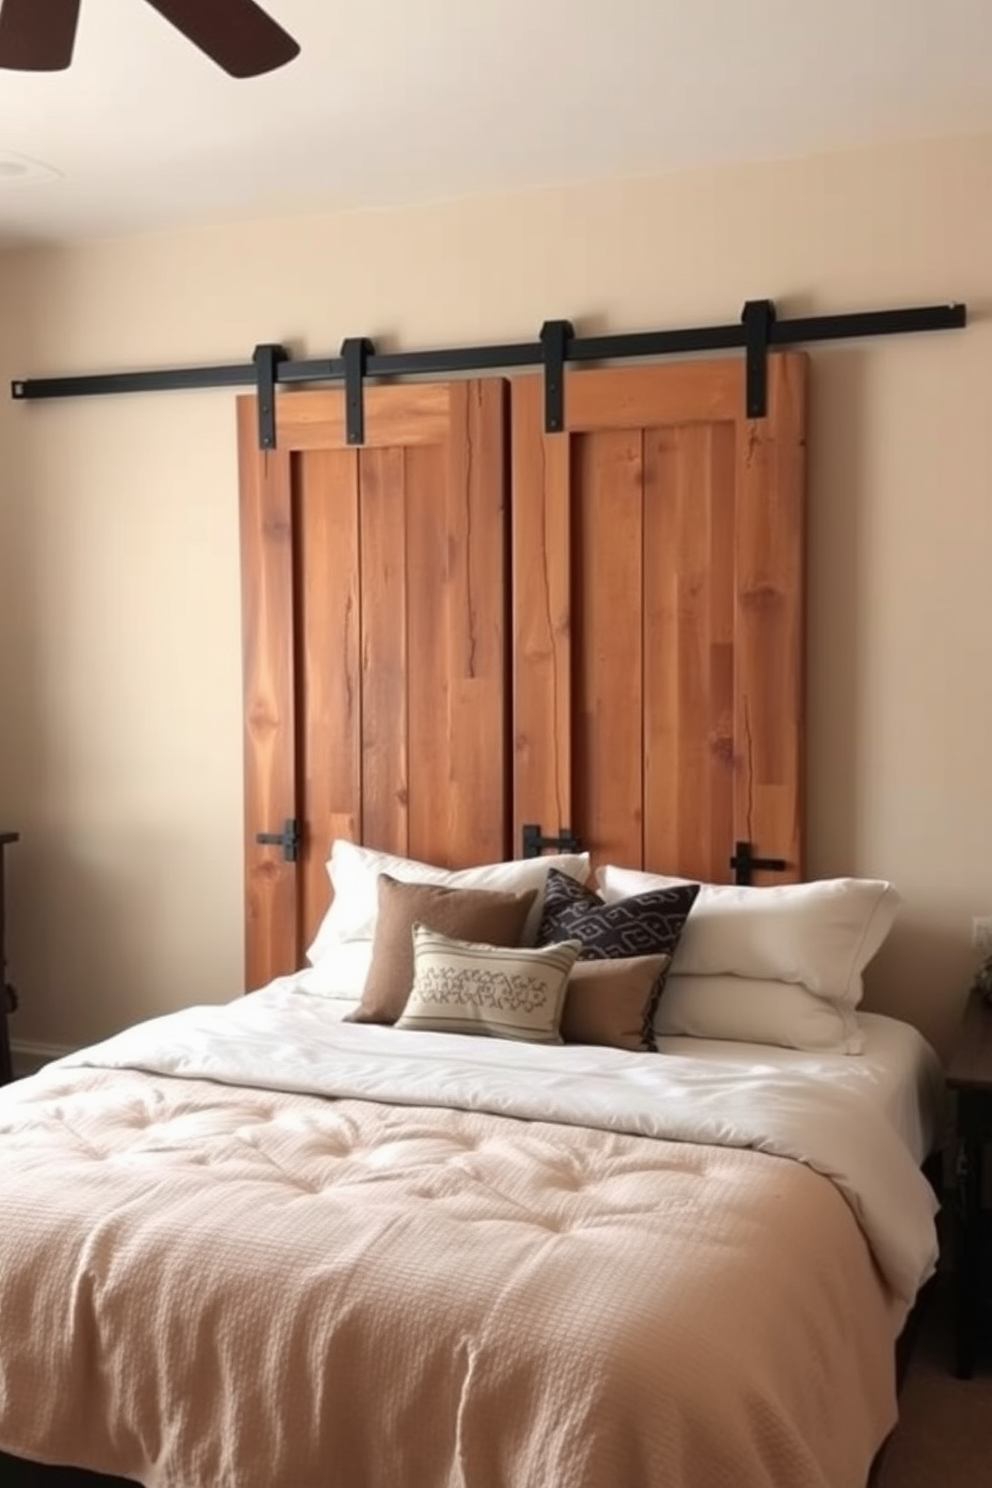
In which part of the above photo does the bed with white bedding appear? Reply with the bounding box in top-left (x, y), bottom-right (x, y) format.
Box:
top-left (1, 350), bottom-right (935, 1488)
top-left (0, 964), bottom-right (943, 1488)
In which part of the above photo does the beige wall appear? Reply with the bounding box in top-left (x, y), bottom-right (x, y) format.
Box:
top-left (1, 129), bottom-right (990, 1060)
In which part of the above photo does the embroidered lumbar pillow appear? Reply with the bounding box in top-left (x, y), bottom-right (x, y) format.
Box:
top-left (395, 925), bottom-right (581, 1043)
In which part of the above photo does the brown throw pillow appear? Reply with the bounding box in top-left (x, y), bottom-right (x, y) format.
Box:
top-left (344, 874), bottom-right (538, 1025)
top-left (561, 954), bottom-right (672, 1053)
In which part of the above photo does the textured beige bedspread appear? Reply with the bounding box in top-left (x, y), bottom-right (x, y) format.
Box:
top-left (0, 1066), bottom-right (900, 1488)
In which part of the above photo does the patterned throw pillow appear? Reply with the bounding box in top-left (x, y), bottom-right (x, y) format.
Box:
top-left (396, 925), bottom-right (582, 1043)
top-left (537, 867), bottom-right (700, 970)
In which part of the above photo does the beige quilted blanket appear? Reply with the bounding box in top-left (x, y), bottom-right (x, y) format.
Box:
top-left (0, 1064), bottom-right (900, 1488)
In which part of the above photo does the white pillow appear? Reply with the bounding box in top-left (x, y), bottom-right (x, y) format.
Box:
top-left (307, 840), bottom-right (590, 964)
top-left (655, 974), bottom-right (865, 1054)
top-left (596, 867), bottom-right (900, 1007)
top-left (294, 941), bottom-right (374, 999)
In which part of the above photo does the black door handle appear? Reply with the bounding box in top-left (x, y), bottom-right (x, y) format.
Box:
top-left (255, 817), bottom-right (300, 863)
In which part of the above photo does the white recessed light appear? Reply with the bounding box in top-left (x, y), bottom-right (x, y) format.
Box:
top-left (0, 151), bottom-right (63, 186)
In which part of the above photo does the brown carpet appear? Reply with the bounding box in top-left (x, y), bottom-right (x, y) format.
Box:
top-left (875, 1276), bottom-right (990, 1488)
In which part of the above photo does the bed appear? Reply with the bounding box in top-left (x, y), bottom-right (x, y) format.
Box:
top-left (0, 856), bottom-right (945, 1488)
top-left (0, 352), bottom-right (945, 1485)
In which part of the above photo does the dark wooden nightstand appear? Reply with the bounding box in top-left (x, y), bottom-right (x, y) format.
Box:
top-left (946, 988), bottom-right (992, 1378)
top-left (0, 831), bottom-right (18, 1086)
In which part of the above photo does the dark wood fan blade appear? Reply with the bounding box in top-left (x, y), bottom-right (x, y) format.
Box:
top-left (142, 0), bottom-right (300, 78)
top-left (0, 0), bottom-right (81, 71)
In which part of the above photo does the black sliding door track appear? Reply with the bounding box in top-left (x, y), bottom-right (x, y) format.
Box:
top-left (10, 297), bottom-right (967, 447)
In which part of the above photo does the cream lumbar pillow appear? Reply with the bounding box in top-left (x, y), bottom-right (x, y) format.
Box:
top-left (396, 925), bottom-right (582, 1043)
top-left (597, 866), bottom-right (900, 1008)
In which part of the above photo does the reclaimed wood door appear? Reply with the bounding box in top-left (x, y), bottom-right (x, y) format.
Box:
top-left (238, 380), bottom-right (509, 987)
top-left (511, 354), bottom-right (807, 885)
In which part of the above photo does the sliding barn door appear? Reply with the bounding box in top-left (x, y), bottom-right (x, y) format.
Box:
top-left (239, 381), bottom-right (509, 987)
top-left (512, 354), bottom-right (806, 885)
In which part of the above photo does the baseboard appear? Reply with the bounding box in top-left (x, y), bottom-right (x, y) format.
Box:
top-left (11, 1039), bottom-right (74, 1077)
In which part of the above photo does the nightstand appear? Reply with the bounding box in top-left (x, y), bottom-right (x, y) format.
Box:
top-left (946, 988), bottom-right (992, 1378)
top-left (0, 832), bottom-right (18, 1086)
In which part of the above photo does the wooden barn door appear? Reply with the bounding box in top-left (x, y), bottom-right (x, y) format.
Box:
top-left (239, 380), bottom-right (509, 988)
top-left (512, 354), bottom-right (806, 885)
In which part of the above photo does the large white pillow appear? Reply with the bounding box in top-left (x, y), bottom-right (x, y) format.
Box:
top-left (655, 974), bottom-right (865, 1054)
top-left (294, 941), bottom-right (375, 999)
top-left (307, 840), bottom-right (590, 964)
top-left (596, 866), bottom-right (900, 1007)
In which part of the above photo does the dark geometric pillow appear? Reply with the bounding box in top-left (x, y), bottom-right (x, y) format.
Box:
top-left (537, 868), bottom-right (700, 963)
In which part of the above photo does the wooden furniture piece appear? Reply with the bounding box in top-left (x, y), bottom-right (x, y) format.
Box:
top-left (237, 356), bottom-right (807, 984)
top-left (0, 831), bottom-right (19, 1087)
top-left (947, 987), bottom-right (992, 1378)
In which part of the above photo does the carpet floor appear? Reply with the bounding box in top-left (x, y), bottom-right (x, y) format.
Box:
top-left (875, 1275), bottom-right (989, 1488)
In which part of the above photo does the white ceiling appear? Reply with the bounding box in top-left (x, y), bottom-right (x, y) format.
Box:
top-left (0, 0), bottom-right (989, 243)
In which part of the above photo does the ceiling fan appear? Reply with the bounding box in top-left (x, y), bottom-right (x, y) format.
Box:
top-left (0, 0), bottom-right (300, 78)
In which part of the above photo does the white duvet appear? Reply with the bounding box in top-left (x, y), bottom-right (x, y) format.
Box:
top-left (53, 983), bottom-right (940, 1311)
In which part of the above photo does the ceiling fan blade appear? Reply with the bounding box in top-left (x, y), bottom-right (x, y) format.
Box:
top-left (141, 0), bottom-right (300, 78)
top-left (0, 0), bottom-right (81, 71)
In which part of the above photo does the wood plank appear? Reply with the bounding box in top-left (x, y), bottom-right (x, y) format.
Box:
top-left (359, 444), bottom-right (410, 856)
top-left (734, 352), bottom-right (807, 882)
top-left (405, 440), bottom-right (451, 866)
top-left (237, 396), bottom-right (298, 988)
top-left (275, 383), bottom-right (451, 452)
top-left (511, 377), bottom-right (573, 857)
top-left (443, 380), bottom-right (510, 867)
top-left (642, 422), bottom-right (738, 883)
top-left (705, 424), bottom-right (738, 881)
top-left (296, 447), bottom-right (361, 949)
top-left (642, 426), bottom-right (680, 874)
top-left (573, 429), bottom-right (644, 870)
top-left (564, 360), bottom-right (742, 432)
top-left (671, 424), bottom-right (714, 879)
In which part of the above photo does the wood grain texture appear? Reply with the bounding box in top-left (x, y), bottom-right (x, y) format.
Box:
top-left (511, 353), bottom-right (806, 883)
top-left (275, 384), bottom-right (450, 452)
top-left (573, 430), bottom-right (644, 868)
top-left (643, 422), bottom-right (737, 882)
top-left (734, 352), bottom-right (807, 882)
top-left (443, 380), bottom-right (510, 867)
top-left (511, 376), bottom-right (573, 856)
top-left (237, 395), bottom-right (298, 989)
top-left (240, 381), bottom-right (510, 975)
top-left (564, 361), bottom-right (742, 432)
top-left (296, 447), bottom-right (361, 951)
top-left (359, 445), bottom-right (410, 857)
top-left (405, 439), bottom-right (451, 866)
